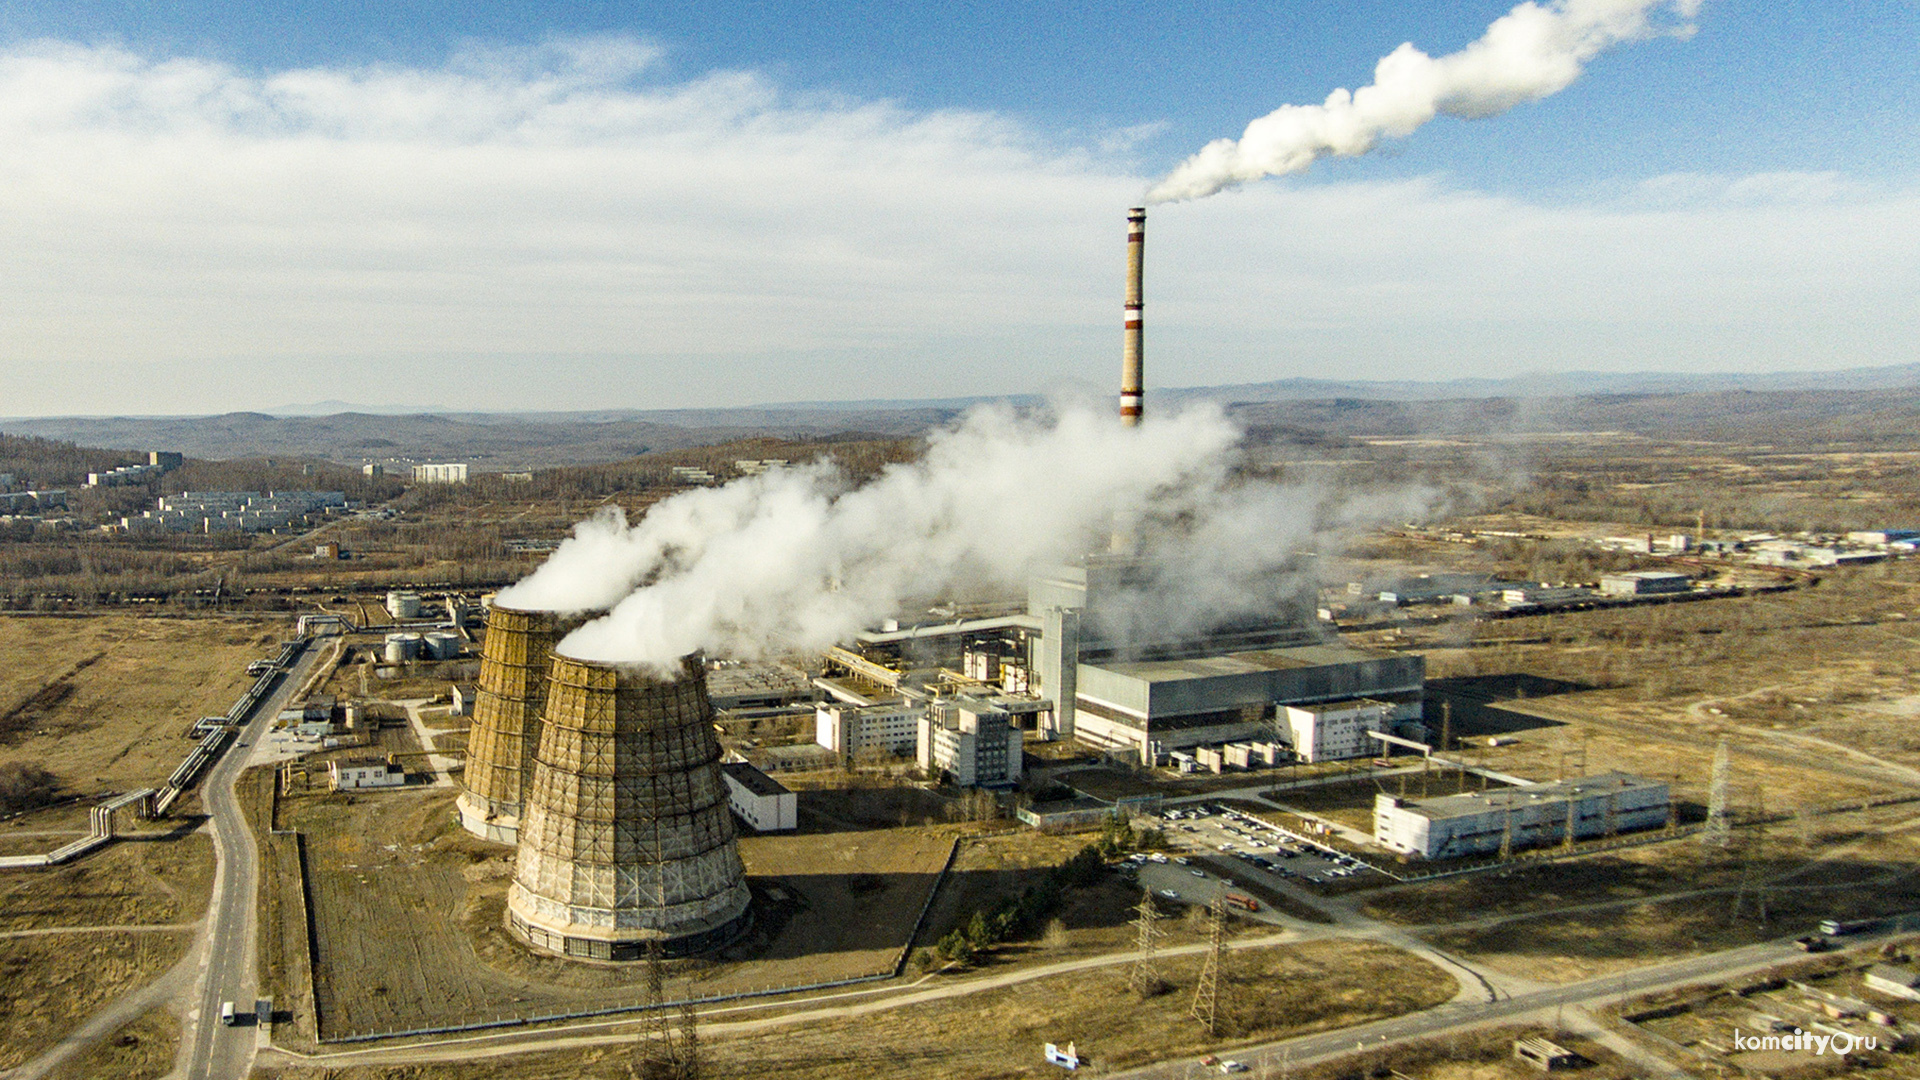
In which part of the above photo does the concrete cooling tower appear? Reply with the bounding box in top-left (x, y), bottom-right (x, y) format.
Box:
top-left (505, 653), bottom-right (752, 961)
top-left (457, 603), bottom-right (579, 844)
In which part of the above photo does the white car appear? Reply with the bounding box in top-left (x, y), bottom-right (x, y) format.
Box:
top-left (1218, 1062), bottom-right (1249, 1074)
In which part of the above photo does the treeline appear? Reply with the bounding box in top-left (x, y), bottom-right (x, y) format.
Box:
top-left (0, 433), bottom-right (137, 488)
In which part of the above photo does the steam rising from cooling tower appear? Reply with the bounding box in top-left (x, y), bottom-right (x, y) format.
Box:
top-left (1147, 0), bottom-right (1702, 203)
top-left (496, 404), bottom-right (1439, 671)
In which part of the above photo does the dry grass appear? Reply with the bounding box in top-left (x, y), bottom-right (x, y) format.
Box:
top-left (45, 1004), bottom-right (177, 1080)
top-left (0, 930), bottom-right (191, 1071)
top-left (0, 614), bottom-right (282, 790)
top-left (0, 830), bottom-right (213, 932)
top-left (276, 786), bottom-right (956, 1042)
top-left (265, 939), bottom-right (1456, 1080)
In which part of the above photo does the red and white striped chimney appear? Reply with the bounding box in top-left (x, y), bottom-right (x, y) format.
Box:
top-left (1121, 206), bottom-right (1146, 427)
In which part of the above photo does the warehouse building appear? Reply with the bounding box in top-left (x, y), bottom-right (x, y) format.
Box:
top-left (720, 761), bottom-right (798, 832)
top-left (1374, 772), bottom-right (1669, 860)
top-left (1070, 643), bottom-right (1424, 758)
top-left (1598, 571), bottom-right (1691, 597)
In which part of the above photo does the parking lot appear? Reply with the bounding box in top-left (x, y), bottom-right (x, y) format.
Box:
top-left (1159, 804), bottom-right (1385, 888)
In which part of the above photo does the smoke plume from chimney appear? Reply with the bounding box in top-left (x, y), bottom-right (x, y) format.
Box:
top-left (495, 405), bottom-right (1436, 671)
top-left (1147, 0), bottom-right (1702, 203)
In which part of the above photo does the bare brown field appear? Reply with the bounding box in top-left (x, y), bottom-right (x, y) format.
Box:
top-left (0, 830), bottom-right (212, 931)
top-left (1392, 818), bottom-right (1920, 983)
top-left (0, 930), bottom-right (191, 1071)
top-left (46, 1004), bottom-right (177, 1080)
top-left (279, 787), bottom-right (955, 1042)
top-left (0, 614), bottom-right (285, 790)
top-left (263, 939), bottom-right (1456, 1080)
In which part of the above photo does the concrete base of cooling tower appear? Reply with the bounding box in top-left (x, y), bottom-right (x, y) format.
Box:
top-left (454, 791), bottom-right (519, 846)
top-left (505, 902), bottom-right (752, 963)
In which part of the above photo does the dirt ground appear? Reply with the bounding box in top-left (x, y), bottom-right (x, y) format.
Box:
top-left (261, 939), bottom-right (1457, 1080)
top-left (0, 929), bottom-right (192, 1071)
top-left (0, 829), bottom-right (213, 931)
top-left (1372, 806), bottom-right (1920, 983)
top-left (0, 613), bottom-right (284, 791)
top-left (46, 1004), bottom-right (178, 1080)
top-left (0, 823), bottom-right (211, 1069)
top-left (277, 786), bottom-right (955, 1043)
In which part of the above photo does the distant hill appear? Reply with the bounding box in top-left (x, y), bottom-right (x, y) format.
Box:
top-left (10, 362), bottom-right (1920, 465)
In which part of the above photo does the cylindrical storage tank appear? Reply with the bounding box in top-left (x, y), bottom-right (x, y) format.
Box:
top-left (383, 632), bottom-right (423, 663)
top-left (456, 604), bottom-right (580, 844)
top-left (423, 631), bottom-right (461, 660)
top-left (386, 590), bottom-right (423, 619)
top-left (506, 653), bottom-right (751, 961)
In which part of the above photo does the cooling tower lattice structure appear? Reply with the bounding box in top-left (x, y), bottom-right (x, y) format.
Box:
top-left (506, 653), bottom-right (752, 961)
top-left (457, 603), bottom-right (578, 844)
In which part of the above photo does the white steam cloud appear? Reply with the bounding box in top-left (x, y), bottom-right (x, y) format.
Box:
top-left (495, 405), bottom-right (1434, 670)
top-left (1147, 0), bottom-right (1702, 203)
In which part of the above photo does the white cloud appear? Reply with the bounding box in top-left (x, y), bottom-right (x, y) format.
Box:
top-left (0, 38), bottom-right (1913, 416)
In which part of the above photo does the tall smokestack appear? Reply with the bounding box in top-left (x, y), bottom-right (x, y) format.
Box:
top-left (1121, 206), bottom-right (1145, 427)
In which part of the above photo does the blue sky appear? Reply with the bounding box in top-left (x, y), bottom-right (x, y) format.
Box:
top-left (0, 1), bottom-right (1914, 415)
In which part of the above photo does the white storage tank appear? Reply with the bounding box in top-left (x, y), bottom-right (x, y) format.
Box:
top-left (423, 631), bottom-right (462, 660)
top-left (386, 590), bottom-right (423, 619)
top-left (384, 632), bottom-right (424, 663)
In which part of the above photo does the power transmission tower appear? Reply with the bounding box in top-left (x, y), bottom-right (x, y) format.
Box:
top-left (638, 940), bottom-right (679, 1079)
top-left (1704, 738), bottom-right (1732, 847)
top-left (1127, 888), bottom-right (1166, 997)
top-left (1190, 895), bottom-right (1226, 1035)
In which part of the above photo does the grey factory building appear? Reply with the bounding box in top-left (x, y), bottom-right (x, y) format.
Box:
top-left (1374, 771), bottom-right (1670, 860)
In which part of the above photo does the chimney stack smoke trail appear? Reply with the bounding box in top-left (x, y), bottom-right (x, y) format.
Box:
top-left (1146, 0), bottom-right (1702, 203)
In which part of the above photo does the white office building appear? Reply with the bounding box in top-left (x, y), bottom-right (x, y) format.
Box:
top-left (1283, 699), bottom-right (1393, 763)
top-left (815, 702), bottom-right (925, 760)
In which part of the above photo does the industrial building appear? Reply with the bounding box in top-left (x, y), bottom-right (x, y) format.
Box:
top-left (1598, 571), bottom-right (1691, 597)
top-left (1071, 643), bottom-right (1423, 758)
top-left (720, 761), bottom-right (797, 832)
top-left (1373, 772), bottom-right (1669, 860)
top-left (917, 696), bottom-right (1023, 788)
top-left (507, 653), bottom-right (751, 960)
top-left (1282, 699), bottom-right (1395, 763)
top-left (328, 759), bottom-right (406, 791)
top-left (814, 701), bottom-right (925, 760)
top-left (412, 463), bottom-right (469, 483)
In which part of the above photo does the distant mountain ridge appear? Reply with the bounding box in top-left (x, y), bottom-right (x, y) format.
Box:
top-left (9, 361), bottom-right (1920, 464)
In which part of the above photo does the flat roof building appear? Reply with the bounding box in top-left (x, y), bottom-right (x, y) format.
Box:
top-left (1375, 772), bottom-right (1669, 860)
top-left (1071, 643), bottom-right (1423, 757)
top-left (1598, 571), bottom-right (1691, 597)
top-left (720, 761), bottom-right (798, 833)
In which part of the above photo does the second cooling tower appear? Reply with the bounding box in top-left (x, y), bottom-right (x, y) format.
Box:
top-left (458, 603), bottom-right (579, 844)
top-left (505, 653), bottom-right (751, 960)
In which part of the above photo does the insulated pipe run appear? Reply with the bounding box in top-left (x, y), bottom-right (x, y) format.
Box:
top-left (1121, 206), bottom-right (1145, 427)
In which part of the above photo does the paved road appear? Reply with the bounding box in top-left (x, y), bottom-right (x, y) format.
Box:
top-left (5, 639), bottom-right (318, 1080)
top-left (1109, 938), bottom-right (1807, 1078)
top-left (180, 640), bottom-right (318, 1080)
